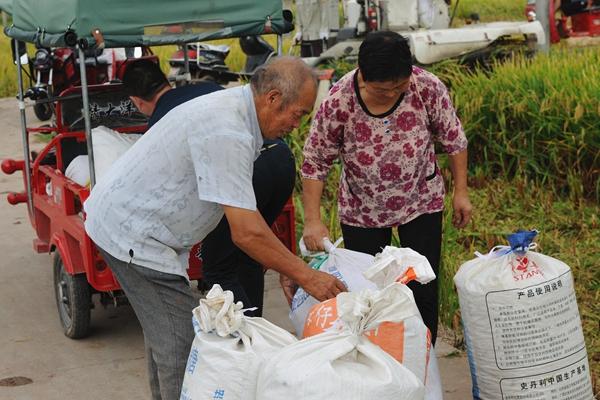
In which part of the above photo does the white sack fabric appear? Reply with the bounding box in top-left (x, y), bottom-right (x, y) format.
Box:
top-left (92, 125), bottom-right (141, 180)
top-left (65, 155), bottom-right (91, 186)
top-left (302, 245), bottom-right (442, 398)
top-left (365, 245), bottom-right (437, 286)
top-left (180, 285), bottom-right (297, 400)
top-left (454, 230), bottom-right (593, 400)
top-left (289, 238), bottom-right (376, 337)
top-left (258, 285), bottom-right (425, 400)
top-left (64, 126), bottom-right (141, 186)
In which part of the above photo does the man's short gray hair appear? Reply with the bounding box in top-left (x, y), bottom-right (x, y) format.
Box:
top-left (250, 56), bottom-right (318, 108)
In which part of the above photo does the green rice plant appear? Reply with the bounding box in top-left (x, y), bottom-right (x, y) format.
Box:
top-left (0, 32), bottom-right (20, 98)
top-left (450, 0), bottom-right (525, 24)
top-left (286, 114), bottom-right (343, 242)
top-left (448, 47), bottom-right (600, 202)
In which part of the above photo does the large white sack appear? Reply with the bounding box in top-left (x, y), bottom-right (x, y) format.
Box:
top-left (258, 285), bottom-right (425, 400)
top-left (454, 230), bottom-right (594, 400)
top-left (64, 126), bottom-right (141, 186)
top-left (302, 246), bottom-right (443, 399)
top-left (65, 155), bottom-right (91, 186)
top-left (289, 238), bottom-right (377, 337)
top-left (180, 285), bottom-right (297, 400)
top-left (303, 283), bottom-right (431, 384)
top-left (92, 125), bottom-right (141, 180)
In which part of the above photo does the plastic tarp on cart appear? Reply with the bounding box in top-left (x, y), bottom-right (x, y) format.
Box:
top-left (3, 0), bottom-right (287, 48)
top-left (0, 0), bottom-right (12, 14)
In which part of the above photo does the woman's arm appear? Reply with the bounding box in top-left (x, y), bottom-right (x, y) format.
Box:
top-left (448, 149), bottom-right (472, 228)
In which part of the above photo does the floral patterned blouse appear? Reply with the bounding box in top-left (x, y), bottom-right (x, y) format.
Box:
top-left (301, 67), bottom-right (468, 228)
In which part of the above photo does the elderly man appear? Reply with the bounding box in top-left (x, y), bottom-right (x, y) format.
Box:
top-left (121, 59), bottom-right (294, 317)
top-left (84, 56), bottom-right (345, 400)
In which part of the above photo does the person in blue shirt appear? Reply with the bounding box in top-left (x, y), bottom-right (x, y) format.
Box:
top-left (122, 59), bottom-right (295, 316)
top-left (122, 59), bottom-right (223, 128)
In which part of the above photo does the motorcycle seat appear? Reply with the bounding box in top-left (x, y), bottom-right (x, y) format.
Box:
top-left (75, 58), bottom-right (110, 67)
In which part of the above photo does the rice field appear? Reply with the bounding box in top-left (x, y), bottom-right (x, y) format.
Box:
top-left (438, 48), bottom-right (600, 202)
top-left (450, 0), bottom-right (527, 23)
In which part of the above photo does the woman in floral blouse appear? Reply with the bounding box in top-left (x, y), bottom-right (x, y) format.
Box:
top-left (301, 31), bottom-right (473, 344)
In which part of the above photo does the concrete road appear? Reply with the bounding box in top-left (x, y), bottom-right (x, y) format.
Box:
top-left (0, 97), bottom-right (472, 399)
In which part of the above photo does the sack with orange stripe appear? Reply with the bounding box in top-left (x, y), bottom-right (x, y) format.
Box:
top-left (257, 285), bottom-right (426, 400)
top-left (289, 237), bottom-right (378, 337)
top-left (302, 246), bottom-right (437, 390)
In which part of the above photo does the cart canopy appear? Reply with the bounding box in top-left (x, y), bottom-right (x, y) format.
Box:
top-left (0, 0), bottom-right (12, 15)
top-left (3, 0), bottom-right (289, 48)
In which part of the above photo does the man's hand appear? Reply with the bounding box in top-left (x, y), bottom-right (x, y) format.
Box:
top-left (297, 269), bottom-right (347, 302)
top-left (222, 205), bottom-right (344, 305)
top-left (280, 274), bottom-right (298, 306)
top-left (302, 219), bottom-right (330, 251)
top-left (452, 190), bottom-right (473, 229)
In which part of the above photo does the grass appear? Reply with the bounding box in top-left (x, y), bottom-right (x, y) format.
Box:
top-left (450, 0), bottom-right (526, 24)
top-left (0, 30), bottom-right (19, 98)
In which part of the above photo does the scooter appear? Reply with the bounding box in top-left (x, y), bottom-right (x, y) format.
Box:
top-left (19, 45), bottom-right (111, 121)
top-left (167, 35), bottom-right (276, 85)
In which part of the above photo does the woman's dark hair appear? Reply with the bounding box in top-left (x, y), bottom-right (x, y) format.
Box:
top-left (121, 59), bottom-right (169, 101)
top-left (358, 31), bottom-right (413, 82)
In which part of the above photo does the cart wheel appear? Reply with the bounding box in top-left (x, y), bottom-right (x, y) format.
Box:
top-left (33, 102), bottom-right (52, 121)
top-left (53, 253), bottom-right (92, 339)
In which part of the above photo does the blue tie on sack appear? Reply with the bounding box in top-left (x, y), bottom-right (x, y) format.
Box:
top-left (507, 229), bottom-right (539, 255)
top-left (475, 229), bottom-right (539, 259)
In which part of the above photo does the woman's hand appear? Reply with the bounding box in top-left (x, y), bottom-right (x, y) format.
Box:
top-left (302, 219), bottom-right (330, 251)
top-left (452, 190), bottom-right (473, 228)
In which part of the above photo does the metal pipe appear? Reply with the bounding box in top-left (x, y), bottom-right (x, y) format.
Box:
top-left (14, 39), bottom-right (34, 217)
top-left (536, 0), bottom-right (551, 53)
top-left (277, 34), bottom-right (283, 56)
top-left (77, 45), bottom-right (97, 187)
top-left (183, 43), bottom-right (191, 84)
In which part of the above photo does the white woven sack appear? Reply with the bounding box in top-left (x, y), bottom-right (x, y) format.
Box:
top-left (92, 125), bottom-right (141, 181)
top-left (259, 286), bottom-right (425, 400)
top-left (454, 232), bottom-right (593, 400)
top-left (366, 246), bottom-right (443, 400)
top-left (180, 285), bottom-right (297, 400)
top-left (298, 244), bottom-right (443, 399)
top-left (65, 127), bottom-right (141, 186)
top-left (289, 237), bottom-right (376, 337)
